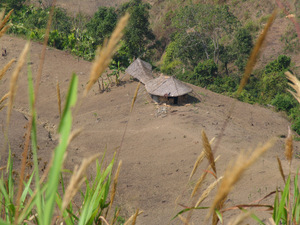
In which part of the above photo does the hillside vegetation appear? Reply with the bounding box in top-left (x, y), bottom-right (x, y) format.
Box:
top-left (1, 0), bottom-right (300, 130)
top-left (2, 0), bottom-right (300, 224)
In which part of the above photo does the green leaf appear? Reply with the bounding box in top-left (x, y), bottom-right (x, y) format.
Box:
top-left (43, 74), bottom-right (78, 225)
top-left (276, 175), bottom-right (290, 225)
top-left (240, 208), bottom-right (265, 225)
top-left (171, 207), bottom-right (210, 220)
top-left (215, 209), bottom-right (223, 223)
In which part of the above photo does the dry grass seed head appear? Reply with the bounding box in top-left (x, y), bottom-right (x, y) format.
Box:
top-left (285, 127), bottom-right (293, 165)
top-left (0, 92), bottom-right (9, 105)
top-left (285, 71), bottom-right (300, 104)
top-left (195, 176), bottom-right (223, 207)
top-left (131, 209), bottom-right (139, 225)
top-left (61, 153), bottom-right (102, 211)
top-left (191, 155), bottom-right (220, 198)
top-left (227, 211), bottom-right (252, 225)
top-left (130, 82), bottom-right (140, 113)
top-left (0, 59), bottom-right (16, 81)
top-left (111, 208), bottom-right (120, 225)
top-left (207, 139), bottom-right (274, 220)
top-left (123, 210), bottom-right (143, 225)
top-left (0, 103), bottom-right (8, 112)
top-left (67, 128), bottom-right (83, 145)
top-left (7, 41), bottom-right (29, 126)
top-left (202, 130), bottom-right (216, 174)
top-left (190, 137), bottom-right (215, 180)
top-left (110, 160), bottom-right (122, 209)
top-left (237, 9), bottom-right (276, 94)
top-left (178, 215), bottom-right (191, 225)
top-left (56, 81), bottom-right (61, 118)
top-left (0, 24), bottom-right (11, 39)
top-left (276, 156), bottom-right (285, 183)
top-left (84, 13), bottom-right (129, 96)
top-left (0, 9), bottom-right (13, 31)
top-left (0, 9), bottom-right (5, 26)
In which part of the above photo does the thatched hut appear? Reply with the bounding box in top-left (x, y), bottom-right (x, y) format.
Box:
top-left (125, 58), bottom-right (154, 84)
top-left (145, 75), bottom-right (193, 104)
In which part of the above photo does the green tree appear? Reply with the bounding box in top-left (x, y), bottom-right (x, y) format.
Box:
top-left (52, 7), bottom-right (72, 35)
top-left (233, 28), bottom-right (253, 72)
top-left (191, 59), bottom-right (218, 87)
top-left (172, 3), bottom-right (239, 65)
top-left (118, 0), bottom-right (155, 58)
top-left (86, 7), bottom-right (118, 46)
top-left (0, 0), bottom-right (25, 10)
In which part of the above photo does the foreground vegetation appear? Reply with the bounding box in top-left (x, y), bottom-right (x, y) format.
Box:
top-left (0, 0), bottom-right (300, 224)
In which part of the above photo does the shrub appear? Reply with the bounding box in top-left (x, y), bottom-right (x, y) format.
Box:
top-left (265, 55), bottom-right (291, 73)
top-left (86, 7), bottom-right (118, 46)
top-left (191, 59), bottom-right (218, 87)
top-left (261, 71), bottom-right (288, 102)
top-left (271, 93), bottom-right (294, 112)
top-left (292, 117), bottom-right (300, 134)
top-left (208, 76), bottom-right (238, 93)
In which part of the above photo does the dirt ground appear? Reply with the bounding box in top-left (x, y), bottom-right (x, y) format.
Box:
top-left (1, 14), bottom-right (300, 224)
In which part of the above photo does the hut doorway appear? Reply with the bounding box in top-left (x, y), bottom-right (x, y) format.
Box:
top-left (174, 97), bottom-right (178, 104)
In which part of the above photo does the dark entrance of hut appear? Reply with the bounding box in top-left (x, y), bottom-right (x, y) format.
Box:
top-left (173, 97), bottom-right (178, 104)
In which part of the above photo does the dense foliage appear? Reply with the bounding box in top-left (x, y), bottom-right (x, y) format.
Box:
top-left (6, 0), bottom-right (155, 66)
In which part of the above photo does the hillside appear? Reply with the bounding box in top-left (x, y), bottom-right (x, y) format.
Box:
top-left (1, 34), bottom-right (300, 224)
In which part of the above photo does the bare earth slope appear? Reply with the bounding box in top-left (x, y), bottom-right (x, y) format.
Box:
top-left (1, 34), bottom-right (300, 224)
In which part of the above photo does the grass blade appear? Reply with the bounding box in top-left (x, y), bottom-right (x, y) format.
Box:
top-left (43, 74), bottom-right (78, 225)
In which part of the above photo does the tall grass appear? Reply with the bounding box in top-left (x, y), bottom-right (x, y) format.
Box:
top-left (0, 8), bottom-right (140, 225)
top-left (1, 1), bottom-right (300, 225)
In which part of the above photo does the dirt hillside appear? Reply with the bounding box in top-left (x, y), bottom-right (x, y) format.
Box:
top-left (1, 34), bottom-right (300, 224)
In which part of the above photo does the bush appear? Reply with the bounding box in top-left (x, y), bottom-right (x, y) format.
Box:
top-left (292, 117), bottom-right (300, 134)
top-left (208, 76), bottom-right (238, 93)
top-left (190, 59), bottom-right (218, 87)
top-left (0, 0), bottom-right (25, 10)
top-left (265, 55), bottom-right (291, 73)
top-left (271, 93), bottom-right (294, 112)
top-left (86, 7), bottom-right (118, 46)
top-left (261, 71), bottom-right (288, 102)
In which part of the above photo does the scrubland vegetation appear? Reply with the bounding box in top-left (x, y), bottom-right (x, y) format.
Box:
top-left (1, 0), bottom-right (300, 224)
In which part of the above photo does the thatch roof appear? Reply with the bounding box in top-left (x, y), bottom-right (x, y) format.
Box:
top-left (145, 75), bottom-right (193, 97)
top-left (125, 58), bottom-right (154, 84)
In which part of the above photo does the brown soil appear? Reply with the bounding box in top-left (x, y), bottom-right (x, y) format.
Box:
top-left (1, 33), bottom-right (300, 224)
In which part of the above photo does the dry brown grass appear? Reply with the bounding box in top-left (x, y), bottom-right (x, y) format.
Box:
top-left (110, 160), bottom-right (122, 210)
top-left (276, 156), bottom-right (285, 183)
top-left (0, 9), bottom-right (13, 31)
top-left (195, 176), bottom-right (223, 207)
top-left (286, 71), bottom-right (300, 104)
top-left (56, 81), bottom-right (61, 118)
top-left (0, 59), bottom-right (16, 81)
top-left (123, 209), bottom-right (143, 225)
top-left (191, 155), bottom-right (220, 198)
top-left (61, 153), bottom-right (102, 211)
top-left (207, 139), bottom-right (274, 220)
top-left (0, 92), bottom-right (9, 105)
top-left (7, 41), bottom-right (30, 126)
top-left (237, 9), bottom-right (277, 94)
top-left (227, 211), bottom-right (252, 225)
top-left (285, 127), bottom-right (293, 166)
top-left (131, 82), bottom-right (141, 113)
top-left (202, 130), bottom-right (216, 174)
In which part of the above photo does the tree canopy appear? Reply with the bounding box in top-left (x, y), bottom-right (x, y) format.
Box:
top-left (171, 3), bottom-right (239, 65)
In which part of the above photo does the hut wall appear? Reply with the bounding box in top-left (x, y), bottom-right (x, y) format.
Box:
top-left (151, 95), bottom-right (174, 104)
top-left (178, 94), bottom-right (188, 104)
